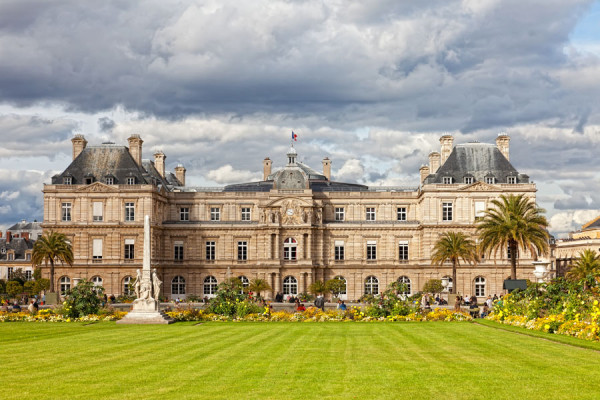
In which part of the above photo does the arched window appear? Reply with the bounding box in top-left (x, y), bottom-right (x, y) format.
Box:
top-left (91, 276), bottom-right (103, 294)
top-left (239, 275), bottom-right (250, 293)
top-left (474, 276), bottom-right (486, 297)
top-left (442, 276), bottom-right (453, 293)
top-left (123, 276), bottom-right (133, 295)
top-left (203, 276), bottom-right (217, 296)
top-left (364, 276), bottom-right (379, 295)
top-left (397, 276), bottom-right (411, 295)
top-left (283, 238), bottom-right (297, 261)
top-left (283, 276), bottom-right (298, 295)
top-left (333, 276), bottom-right (347, 295)
top-left (172, 276), bottom-right (186, 295)
top-left (60, 276), bottom-right (71, 295)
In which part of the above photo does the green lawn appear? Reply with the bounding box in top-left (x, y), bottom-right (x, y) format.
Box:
top-left (2, 322), bottom-right (600, 399)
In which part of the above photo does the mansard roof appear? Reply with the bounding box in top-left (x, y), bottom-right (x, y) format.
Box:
top-left (424, 142), bottom-right (529, 184)
top-left (0, 238), bottom-right (33, 261)
top-left (7, 220), bottom-right (42, 232)
top-left (51, 144), bottom-right (181, 189)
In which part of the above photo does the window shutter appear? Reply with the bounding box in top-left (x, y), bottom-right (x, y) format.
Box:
top-left (93, 202), bottom-right (103, 217)
top-left (475, 201), bottom-right (486, 217)
top-left (92, 239), bottom-right (103, 257)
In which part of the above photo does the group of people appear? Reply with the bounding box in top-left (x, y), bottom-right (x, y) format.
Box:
top-left (452, 294), bottom-right (497, 318)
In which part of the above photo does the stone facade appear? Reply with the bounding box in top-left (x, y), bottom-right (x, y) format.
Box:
top-left (42, 134), bottom-right (542, 300)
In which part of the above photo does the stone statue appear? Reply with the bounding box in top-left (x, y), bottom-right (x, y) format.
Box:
top-left (133, 269), bottom-right (142, 298)
top-left (152, 269), bottom-right (162, 300)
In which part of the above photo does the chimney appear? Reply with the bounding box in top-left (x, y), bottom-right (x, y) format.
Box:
top-left (154, 151), bottom-right (166, 178)
top-left (71, 134), bottom-right (87, 160)
top-left (6, 231), bottom-right (11, 244)
top-left (22, 232), bottom-right (29, 240)
top-left (322, 157), bottom-right (331, 180)
top-left (263, 157), bottom-right (272, 180)
top-left (496, 133), bottom-right (510, 161)
top-left (428, 151), bottom-right (441, 173)
top-left (439, 134), bottom-right (454, 165)
top-left (128, 134), bottom-right (143, 166)
top-left (175, 164), bottom-right (186, 186)
top-left (419, 165), bottom-right (430, 184)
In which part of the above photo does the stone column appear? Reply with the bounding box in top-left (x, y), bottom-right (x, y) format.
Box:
top-left (274, 272), bottom-right (281, 294)
top-left (299, 272), bottom-right (305, 294)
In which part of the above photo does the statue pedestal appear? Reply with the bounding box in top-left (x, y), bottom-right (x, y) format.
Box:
top-left (116, 299), bottom-right (174, 325)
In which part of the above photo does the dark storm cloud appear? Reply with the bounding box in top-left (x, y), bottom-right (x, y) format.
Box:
top-left (98, 117), bottom-right (115, 132)
top-left (0, 114), bottom-right (77, 157)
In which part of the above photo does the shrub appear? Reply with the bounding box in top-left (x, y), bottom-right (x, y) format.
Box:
top-left (422, 279), bottom-right (444, 294)
top-left (62, 279), bottom-right (104, 318)
top-left (6, 281), bottom-right (23, 299)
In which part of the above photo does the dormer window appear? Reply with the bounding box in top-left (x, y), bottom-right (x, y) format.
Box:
top-left (442, 177), bottom-right (452, 184)
top-left (464, 177), bottom-right (473, 184)
top-left (507, 176), bottom-right (516, 184)
top-left (63, 177), bottom-right (72, 185)
top-left (485, 176), bottom-right (495, 184)
top-left (127, 177), bottom-right (135, 185)
top-left (84, 173), bottom-right (94, 185)
top-left (105, 177), bottom-right (114, 185)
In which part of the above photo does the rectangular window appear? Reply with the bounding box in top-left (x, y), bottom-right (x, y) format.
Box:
top-left (366, 207), bottom-right (376, 221)
top-left (210, 207), bottom-right (220, 221)
top-left (180, 207), bottom-right (189, 221)
top-left (62, 202), bottom-right (72, 221)
top-left (485, 177), bottom-right (495, 184)
top-left (334, 240), bottom-right (345, 261)
top-left (64, 177), bottom-right (72, 185)
top-left (399, 240), bottom-right (409, 261)
top-left (93, 202), bottom-right (103, 222)
top-left (26, 253), bottom-right (31, 261)
top-left (125, 202), bottom-right (135, 222)
top-left (25, 270), bottom-right (32, 281)
top-left (443, 177), bottom-right (452, 184)
top-left (507, 246), bottom-right (518, 259)
top-left (464, 177), bottom-right (473, 184)
top-left (475, 201), bottom-right (486, 218)
top-left (237, 241), bottom-right (248, 261)
top-left (7, 267), bottom-right (13, 279)
top-left (7, 253), bottom-right (14, 261)
top-left (92, 239), bottom-right (103, 261)
top-left (126, 177), bottom-right (135, 185)
top-left (241, 207), bottom-right (251, 221)
top-left (397, 207), bottom-right (407, 221)
top-left (206, 241), bottom-right (216, 260)
top-left (442, 202), bottom-right (453, 221)
top-left (124, 239), bottom-right (135, 260)
top-left (105, 177), bottom-right (114, 185)
top-left (335, 207), bottom-right (345, 221)
top-left (174, 241), bottom-right (184, 261)
top-left (507, 176), bottom-right (517, 184)
top-left (367, 241), bottom-right (377, 260)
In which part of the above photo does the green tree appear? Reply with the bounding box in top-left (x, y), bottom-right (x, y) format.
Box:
top-left (62, 279), bottom-right (103, 318)
top-left (566, 249), bottom-right (600, 290)
top-left (431, 231), bottom-right (478, 294)
top-left (325, 278), bottom-right (346, 299)
top-left (33, 267), bottom-right (42, 281)
top-left (477, 194), bottom-right (548, 280)
top-left (422, 279), bottom-right (444, 294)
top-left (248, 278), bottom-right (271, 300)
top-left (23, 280), bottom-right (37, 295)
top-left (32, 231), bottom-right (73, 293)
top-left (0, 279), bottom-right (5, 294)
top-left (8, 268), bottom-right (27, 285)
top-left (34, 278), bottom-right (51, 296)
top-left (6, 281), bottom-right (23, 299)
top-left (309, 280), bottom-right (327, 296)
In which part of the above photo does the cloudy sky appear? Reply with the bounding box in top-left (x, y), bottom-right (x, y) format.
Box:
top-left (0, 0), bottom-right (599, 237)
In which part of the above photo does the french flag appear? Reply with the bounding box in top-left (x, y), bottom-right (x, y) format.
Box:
top-left (292, 131), bottom-right (297, 141)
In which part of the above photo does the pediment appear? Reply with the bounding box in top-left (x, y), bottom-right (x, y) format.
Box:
top-left (76, 182), bottom-right (119, 192)
top-left (458, 181), bottom-right (497, 191)
top-left (265, 197), bottom-right (313, 208)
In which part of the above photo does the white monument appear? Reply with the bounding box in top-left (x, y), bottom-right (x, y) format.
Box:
top-left (117, 215), bottom-right (174, 324)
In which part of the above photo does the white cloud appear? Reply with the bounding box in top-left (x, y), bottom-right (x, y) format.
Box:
top-left (206, 165), bottom-right (261, 185)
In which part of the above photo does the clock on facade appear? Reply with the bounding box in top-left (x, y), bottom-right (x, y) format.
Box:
top-left (286, 209), bottom-right (294, 216)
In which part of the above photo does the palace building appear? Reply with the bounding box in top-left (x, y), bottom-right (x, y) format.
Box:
top-left (42, 133), bottom-right (540, 300)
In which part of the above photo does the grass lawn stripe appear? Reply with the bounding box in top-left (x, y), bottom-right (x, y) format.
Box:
top-left (2, 322), bottom-right (600, 399)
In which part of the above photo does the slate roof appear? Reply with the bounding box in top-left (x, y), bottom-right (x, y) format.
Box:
top-left (0, 238), bottom-right (33, 261)
top-left (582, 216), bottom-right (600, 231)
top-left (7, 220), bottom-right (42, 232)
top-left (424, 142), bottom-right (529, 184)
top-left (51, 144), bottom-right (182, 189)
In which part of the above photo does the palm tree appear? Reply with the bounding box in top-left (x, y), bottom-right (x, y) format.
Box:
top-left (248, 278), bottom-right (271, 300)
top-left (566, 249), bottom-right (600, 290)
top-left (431, 231), bottom-right (478, 294)
top-left (477, 194), bottom-right (549, 280)
top-left (31, 231), bottom-right (73, 293)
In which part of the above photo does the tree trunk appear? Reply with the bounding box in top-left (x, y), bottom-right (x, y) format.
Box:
top-left (452, 259), bottom-right (457, 295)
top-left (509, 241), bottom-right (518, 280)
top-left (49, 259), bottom-right (55, 293)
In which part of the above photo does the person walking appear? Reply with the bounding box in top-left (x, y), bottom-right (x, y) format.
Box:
top-left (314, 294), bottom-right (325, 311)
